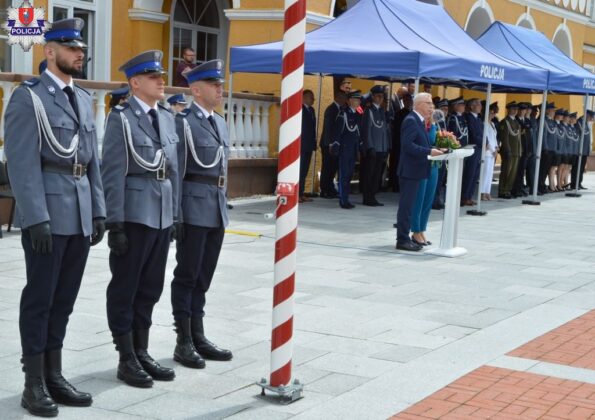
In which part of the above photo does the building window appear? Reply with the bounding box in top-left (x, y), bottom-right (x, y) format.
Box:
top-left (172, 0), bottom-right (220, 69)
top-left (0, 0), bottom-right (12, 72)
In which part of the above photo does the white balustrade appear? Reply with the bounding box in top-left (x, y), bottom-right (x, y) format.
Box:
top-left (93, 89), bottom-right (107, 151)
top-left (261, 103), bottom-right (271, 157)
top-left (235, 99), bottom-right (246, 158)
top-left (0, 81), bottom-right (14, 146)
top-left (252, 103), bottom-right (262, 157)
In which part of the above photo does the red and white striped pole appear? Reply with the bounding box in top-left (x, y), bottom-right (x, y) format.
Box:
top-left (258, 0), bottom-right (306, 402)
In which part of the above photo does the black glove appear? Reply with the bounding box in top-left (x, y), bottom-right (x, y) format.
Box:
top-left (90, 218), bottom-right (106, 246)
top-left (107, 224), bottom-right (128, 256)
top-left (172, 223), bottom-right (185, 243)
top-left (28, 221), bottom-right (52, 255)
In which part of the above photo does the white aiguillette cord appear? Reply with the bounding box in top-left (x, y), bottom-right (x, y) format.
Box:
top-left (27, 87), bottom-right (79, 159)
top-left (120, 112), bottom-right (165, 176)
top-left (182, 117), bottom-right (224, 170)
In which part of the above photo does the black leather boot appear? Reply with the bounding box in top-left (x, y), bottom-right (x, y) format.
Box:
top-left (113, 333), bottom-right (153, 388)
top-left (191, 318), bottom-right (233, 361)
top-left (173, 319), bottom-right (205, 369)
top-left (21, 354), bottom-right (58, 417)
top-left (133, 329), bottom-right (175, 381)
top-left (45, 349), bottom-right (92, 406)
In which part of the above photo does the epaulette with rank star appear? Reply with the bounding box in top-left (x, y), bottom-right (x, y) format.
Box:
top-left (176, 108), bottom-right (191, 118)
top-left (21, 77), bottom-right (40, 87)
top-left (112, 102), bottom-right (130, 112)
top-left (74, 84), bottom-right (91, 96)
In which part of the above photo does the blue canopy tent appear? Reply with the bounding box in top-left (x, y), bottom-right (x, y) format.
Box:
top-left (477, 22), bottom-right (595, 202)
top-left (229, 0), bottom-right (548, 91)
top-left (227, 0), bottom-right (550, 215)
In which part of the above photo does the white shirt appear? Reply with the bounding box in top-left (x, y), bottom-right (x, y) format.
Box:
top-left (44, 69), bottom-right (74, 100)
top-left (373, 103), bottom-right (381, 110)
top-left (133, 95), bottom-right (158, 115)
top-left (194, 101), bottom-right (214, 118)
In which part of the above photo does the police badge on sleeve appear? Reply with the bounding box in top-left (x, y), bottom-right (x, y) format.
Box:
top-left (2, 1), bottom-right (50, 52)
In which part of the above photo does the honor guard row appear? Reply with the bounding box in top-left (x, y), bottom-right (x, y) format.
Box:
top-left (3, 18), bottom-right (232, 418)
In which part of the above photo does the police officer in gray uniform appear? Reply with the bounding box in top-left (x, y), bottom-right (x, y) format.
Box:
top-left (102, 50), bottom-right (179, 388)
top-left (361, 85), bottom-right (390, 206)
top-left (4, 18), bottom-right (105, 417)
top-left (572, 110), bottom-right (594, 189)
top-left (171, 60), bottom-right (233, 368)
top-left (538, 103), bottom-right (557, 194)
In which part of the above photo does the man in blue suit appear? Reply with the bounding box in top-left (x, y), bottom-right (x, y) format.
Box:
top-left (396, 93), bottom-right (443, 252)
top-left (461, 98), bottom-right (483, 206)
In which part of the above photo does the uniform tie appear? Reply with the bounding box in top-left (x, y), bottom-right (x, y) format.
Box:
top-left (148, 109), bottom-right (160, 139)
top-left (63, 86), bottom-right (79, 119)
top-left (207, 115), bottom-right (219, 138)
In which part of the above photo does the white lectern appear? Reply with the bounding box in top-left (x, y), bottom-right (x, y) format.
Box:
top-left (425, 147), bottom-right (474, 258)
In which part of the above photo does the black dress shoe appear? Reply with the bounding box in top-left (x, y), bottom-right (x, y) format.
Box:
top-left (340, 203), bottom-right (355, 209)
top-left (45, 350), bottom-right (92, 407)
top-left (173, 319), bottom-right (205, 369)
top-left (113, 333), bottom-right (153, 388)
top-left (134, 330), bottom-right (175, 381)
top-left (362, 201), bottom-right (376, 207)
top-left (21, 354), bottom-right (59, 417)
top-left (579, 185), bottom-right (587, 190)
top-left (396, 241), bottom-right (422, 252)
top-left (373, 200), bottom-right (384, 206)
top-left (192, 318), bottom-right (233, 361)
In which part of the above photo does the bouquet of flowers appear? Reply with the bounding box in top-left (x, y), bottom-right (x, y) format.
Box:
top-left (435, 130), bottom-right (461, 150)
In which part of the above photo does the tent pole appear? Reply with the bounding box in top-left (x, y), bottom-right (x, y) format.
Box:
top-left (566, 94), bottom-right (589, 198)
top-left (414, 78), bottom-right (420, 96)
top-left (468, 83), bottom-right (491, 216)
top-left (311, 74), bottom-right (323, 195)
top-left (227, 73), bottom-right (234, 131)
top-left (523, 91), bottom-right (548, 205)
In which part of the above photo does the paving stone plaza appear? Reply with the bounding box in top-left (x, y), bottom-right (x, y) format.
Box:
top-left (1, 174), bottom-right (595, 419)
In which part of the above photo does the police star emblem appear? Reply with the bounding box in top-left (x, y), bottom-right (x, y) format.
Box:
top-left (3, 1), bottom-right (50, 52)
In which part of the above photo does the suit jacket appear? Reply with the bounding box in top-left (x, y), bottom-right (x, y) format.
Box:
top-left (175, 102), bottom-right (229, 228)
top-left (4, 72), bottom-right (105, 236)
top-left (101, 96), bottom-right (179, 230)
top-left (320, 102), bottom-right (341, 148)
top-left (301, 104), bottom-right (317, 153)
top-left (465, 112), bottom-right (484, 146)
top-left (398, 112), bottom-right (432, 180)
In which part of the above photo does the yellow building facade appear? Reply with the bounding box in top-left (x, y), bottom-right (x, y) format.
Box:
top-left (1, 0), bottom-right (594, 190)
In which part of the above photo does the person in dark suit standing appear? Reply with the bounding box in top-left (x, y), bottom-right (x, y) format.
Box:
top-left (572, 110), bottom-right (594, 189)
top-left (319, 91), bottom-right (347, 198)
top-left (389, 93), bottom-right (413, 192)
top-left (299, 90), bottom-right (317, 202)
top-left (461, 98), bottom-right (483, 206)
top-left (396, 93), bottom-right (443, 252)
top-left (4, 19), bottom-right (106, 416)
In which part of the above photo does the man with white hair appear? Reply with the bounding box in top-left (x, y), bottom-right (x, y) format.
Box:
top-left (396, 93), bottom-right (443, 252)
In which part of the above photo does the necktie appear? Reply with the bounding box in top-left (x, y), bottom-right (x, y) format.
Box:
top-left (207, 115), bottom-right (219, 138)
top-left (63, 86), bottom-right (79, 119)
top-left (148, 109), bottom-right (160, 139)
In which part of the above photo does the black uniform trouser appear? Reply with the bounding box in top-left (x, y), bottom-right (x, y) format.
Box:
top-left (538, 150), bottom-right (554, 191)
top-left (526, 155), bottom-right (536, 194)
top-left (462, 146), bottom-right (481, 201)
top-left (299, 149), bottom-right (313, 196)
top-left (513, 154), bottom-right (530, 194)
top-left (433, 164), bottom-right (447, 206)
top-left (319, 147), bottom-right (338, 195)
top-left (571, 155), bottom-right (588, 189)
top-left (106, 222), bottom-right (170, 336)
top-left (171, 224), bottom-right (225, 320)
top-left (20, 231), bottom-right (90, 356)
top-left (362, 151), bottom-right (387, 203)
top-left (396, 177), bottom-right (420, 244)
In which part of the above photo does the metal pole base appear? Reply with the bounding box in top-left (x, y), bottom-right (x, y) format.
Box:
top-left (425, 246), bottom-right (468, 258)
top-left (522, 200), bottom-right (541, 205)
top-left (565, 193), bottom-right (582, 198)
top-left (256, 378), bottom-right (304, 405)
top-left (466, 209), bottom-right (487, 216)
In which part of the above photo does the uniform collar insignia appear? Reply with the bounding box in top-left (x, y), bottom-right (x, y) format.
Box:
top-left (135, 109), bottom-right (141, 115)
top-left (48, 85), bottom-right (55, 94)
top-left (196, 112), bottom-right (203, 119)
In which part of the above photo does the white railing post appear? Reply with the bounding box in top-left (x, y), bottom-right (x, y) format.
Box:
top-left (94, 89), bottom-right (107, 150)
top-left (261, 103), bottom-right (271, 158)
top-left (244, 99), bottom-right (255, 157)
top-left (235, 99), bottom-right (246, 158)
top-left (253, 102), bottom-right (263, 157)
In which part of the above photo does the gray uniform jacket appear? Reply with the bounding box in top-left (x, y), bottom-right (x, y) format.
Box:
top-left (175, 102), bottom-right (229, 228)
top-left (362, 105), bottom-right (390, 153)
top-left (566, 125), bottom-right (579, 156)
top-left (577, 117), bottom-right (592, 156)
top-left (543, 118), bottom-right (557, 152)
top-left (101, 96), bottom-right (179, 230)
top-left (4, 73), bottom-right (105, 236)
